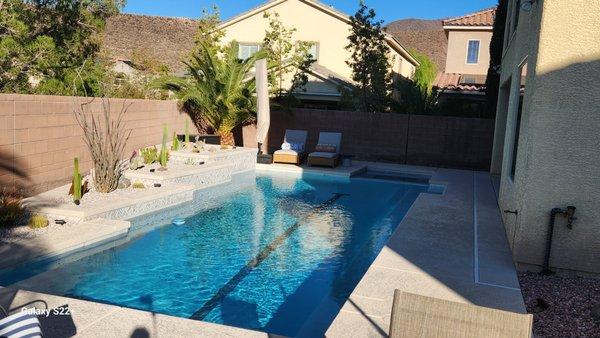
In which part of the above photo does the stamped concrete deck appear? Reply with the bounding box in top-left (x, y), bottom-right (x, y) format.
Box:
top-left (325, 166), bottom-right (525, 337)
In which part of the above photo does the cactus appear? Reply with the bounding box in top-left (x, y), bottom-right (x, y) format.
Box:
top-left (160, 124), bottom-right (168, 168)
top-left (28, 214), bottom-right (49, 229)
top-left (185, 120), bottom-right (190, 144)
top-left (141, 147), bottom-right (158, 164)
top-left (73, 157), bottom-right (82, 204)
top-left (171, 132), bottom-right (180, 151)
top-left (132, 182), bottom-right (145, 189)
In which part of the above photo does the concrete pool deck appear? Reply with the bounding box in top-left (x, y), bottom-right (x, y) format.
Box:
top-left (0, 163), bottom-right (524, 337)
top-left (325, 166), bottom-right (525, 337)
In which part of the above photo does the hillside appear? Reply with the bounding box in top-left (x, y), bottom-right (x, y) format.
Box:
top-left (385, 19), bottom-right (447, 72)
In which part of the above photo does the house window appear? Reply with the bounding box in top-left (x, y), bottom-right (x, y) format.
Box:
top-left (308, 43), bottom-right (319, 61)
top-left (238, 43), bottom-right (260, 60)
top-left (466, 40), bottom-right (480, 64)
top-left (509, 60), bottom-right (528, 180)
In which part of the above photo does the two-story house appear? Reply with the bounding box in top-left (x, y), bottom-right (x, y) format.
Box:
top-left (434, 7), bottom-right (496, 97)
top-left (490, 0), bottom-right (600, 275)
top-left (217, 0), bottom-right (419, 108)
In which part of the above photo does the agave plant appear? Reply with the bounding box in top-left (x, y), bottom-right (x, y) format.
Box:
top-left (154, 41), bottom-right (266, 146)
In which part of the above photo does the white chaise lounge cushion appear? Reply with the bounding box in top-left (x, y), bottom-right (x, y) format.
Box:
top-left (0, 310), bottom-right (42, 338)
top-left (308, 152), bottom-right (337, 159)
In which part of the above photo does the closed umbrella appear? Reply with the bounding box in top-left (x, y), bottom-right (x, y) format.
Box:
top-left (254, 58), bottom-right (270, 154)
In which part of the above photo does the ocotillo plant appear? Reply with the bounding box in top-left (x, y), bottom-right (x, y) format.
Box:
top-left (184, 120), bottom-right (190, 144)
top-left (73, 157), bottom-right (82, 204)
top-left (171, 132), bottom-right (180, 151)
top-left (160, 124), bottom-right (168, 168)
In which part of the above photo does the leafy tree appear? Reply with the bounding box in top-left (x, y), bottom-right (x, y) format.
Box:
top-left (153, 42), bottom-right (267, 146)
top-left (485, 0), bottom-right (508, 118)
top-left (410, 48), bottom-right (437, 95)
top-left (191, 6), bottom-right (223, 57)
top-left (0, 0), bottom-right (124, 96)
top-left (262, 11), bottom-right (314, 102)
top-left (105, 49), bottom-right (171, 99)
top-left (345, 1), bottom-right (393, 112)
top-left (395, 78), bottom-right (440, 115)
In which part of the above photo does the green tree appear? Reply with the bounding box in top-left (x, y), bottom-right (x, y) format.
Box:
top-left (410, 49), bottom-right (437, 95)
top-left (262, 11), bottom-right (314, 102)
top-left (153, 42), bottom-right (267, 146)
top-left (485, 0), bottom-right (508, 118)
top-left (0, 0), bottom-right (124, 95)
top-left (345, 1), bottom-right (393, 112)
top-left (191, 6), bottom-right (223, 56)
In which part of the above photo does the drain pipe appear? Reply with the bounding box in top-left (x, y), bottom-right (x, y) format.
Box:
top-left (542, 206), bottom-right (577, 275)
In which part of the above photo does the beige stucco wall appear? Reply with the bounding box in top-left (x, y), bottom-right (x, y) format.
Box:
top-left (493, 0), bottom-right (600, 274)
top-left (445, 29), bottom-right (492, 75)
top-left (220, 0), bottom-right (415, 94)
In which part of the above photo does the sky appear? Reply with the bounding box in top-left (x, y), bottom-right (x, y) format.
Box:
top-left (123, 0), bottom-right (498, 23)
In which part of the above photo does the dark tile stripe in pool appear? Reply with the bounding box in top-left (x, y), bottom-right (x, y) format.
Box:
top-left (189, 193), bottom-right (350, 321)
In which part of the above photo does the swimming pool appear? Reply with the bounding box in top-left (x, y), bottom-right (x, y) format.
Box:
top-left (0, 172), bottom-right (435, 337)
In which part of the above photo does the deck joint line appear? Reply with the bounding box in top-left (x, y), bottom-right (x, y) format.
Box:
top-left (190, 192), bottom-right (349, 321)
top-left (473, 172), bottom-right (521, 292)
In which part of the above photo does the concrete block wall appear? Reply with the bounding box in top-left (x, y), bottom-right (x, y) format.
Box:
top-left (253, 108), bottom-right (494, 169)
top-left (0, 94), bottom-right (191, 193)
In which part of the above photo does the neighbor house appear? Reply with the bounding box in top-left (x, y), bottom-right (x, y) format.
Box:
top-left (217, 0), bottom-right (419, 108)
top-left (433, 7), bottom-right (496, 98)
top-left (490, 0), bottom-right (600, 274)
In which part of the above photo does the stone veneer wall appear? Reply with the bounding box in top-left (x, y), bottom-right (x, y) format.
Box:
top-left (0, 94), bottom-right (192, 194)
top-left (243, 108), bottom-right (494, 169)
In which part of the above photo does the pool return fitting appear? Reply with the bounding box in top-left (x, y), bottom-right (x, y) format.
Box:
top-left (542, 206), bottom-right (577, 275)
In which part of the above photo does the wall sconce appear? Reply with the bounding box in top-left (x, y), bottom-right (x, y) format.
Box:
top-left (521, 0), bottom-right (537, 12)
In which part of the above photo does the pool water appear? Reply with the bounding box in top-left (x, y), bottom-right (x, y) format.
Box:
top-left (1, 173), bottom-right (433, 337)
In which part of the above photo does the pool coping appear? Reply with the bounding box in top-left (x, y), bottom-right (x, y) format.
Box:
top-left (0, 163), bottom-right (525, 337)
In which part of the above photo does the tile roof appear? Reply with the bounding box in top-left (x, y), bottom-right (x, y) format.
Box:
top-left (433, 73), bottom-right (486, 92)
top-left (443, 7), bottom-right (496, 27)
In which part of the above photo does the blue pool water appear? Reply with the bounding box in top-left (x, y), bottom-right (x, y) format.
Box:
top-left (0, 172), bottom-right (434, 337)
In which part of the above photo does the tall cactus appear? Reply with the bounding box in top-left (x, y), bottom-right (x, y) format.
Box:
top-left (171, 132), bottom-right (179, 151)
top-left (73, 157), bottom-right (82, 204)
top-left (160, 124), bottom-right (168, 167)
top-left (184, 119), bottom-right (190, 144)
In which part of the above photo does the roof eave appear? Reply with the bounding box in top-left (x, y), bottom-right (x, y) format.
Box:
top-left (443, 25), bottom-right (493, 31)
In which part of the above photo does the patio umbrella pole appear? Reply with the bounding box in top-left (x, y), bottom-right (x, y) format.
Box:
top-left (254, 58), bottom-right (270, 160)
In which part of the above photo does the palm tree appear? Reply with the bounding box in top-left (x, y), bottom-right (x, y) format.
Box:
top-left (154, 41), bottom-right (267, 146)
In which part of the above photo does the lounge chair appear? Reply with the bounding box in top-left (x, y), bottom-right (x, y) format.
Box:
top-left (273, 130), bottom-right (308, 165)
top-left (389, 290), bottom-right (533, 338)
top-left (307, 132), bottom-right (342, 168)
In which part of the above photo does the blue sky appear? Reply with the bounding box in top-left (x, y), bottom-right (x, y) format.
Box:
top-left (123, 0), bottom-right (498, 23)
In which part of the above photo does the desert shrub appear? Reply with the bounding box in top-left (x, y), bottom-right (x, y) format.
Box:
top-left (0, 195), bottom-right (25, 228)
top-left (74, 98), bottom-right (131, 193)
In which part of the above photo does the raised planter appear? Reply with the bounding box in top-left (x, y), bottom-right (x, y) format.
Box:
top-left (177, 134), bottom-right (221, 145)
top-left (170, 147), bottom-right (257, 174)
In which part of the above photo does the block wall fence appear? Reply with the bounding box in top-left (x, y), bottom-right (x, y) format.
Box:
top-left (242, 108), bottom-right (495, 169)
top-left (1, 95), bottom-right (494, 194)
top-left (0, 94), bottom-right (191, 194)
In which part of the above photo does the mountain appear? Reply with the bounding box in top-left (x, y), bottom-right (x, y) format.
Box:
top-left (385, 19), bottom-right (447, 72)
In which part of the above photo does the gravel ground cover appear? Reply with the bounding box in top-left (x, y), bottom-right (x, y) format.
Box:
top-left (519, 272), bottom-right (600, 337)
